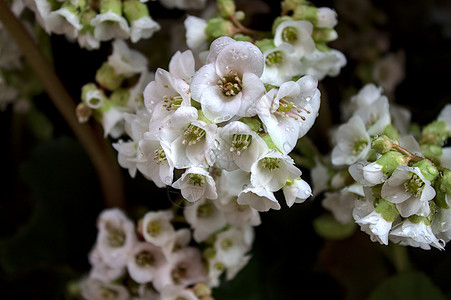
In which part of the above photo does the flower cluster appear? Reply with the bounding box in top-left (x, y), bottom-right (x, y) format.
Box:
top-left (25, 0), bottom-right (160, 49)
top-left (185, 0), bottom-right (346, 83)
top-left (312, 83), bottom-right (451, 250)
top-left (81, 207), bottom-right (254, 299)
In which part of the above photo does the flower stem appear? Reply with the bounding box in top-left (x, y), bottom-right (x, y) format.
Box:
top-left (392, 144), bottom-right (423, 163)
top-left (391, 243), bottom-right (411, 273)
top-left (0, 0), bottom-right (125, 208)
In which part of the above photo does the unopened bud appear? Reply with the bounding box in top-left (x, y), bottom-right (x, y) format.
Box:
top-left (376, 151), bottom-right (408, 176)
top-left (421, 143), bottom-right (442, 164)
top-left (110, 88), bottom-right (130, 106)
top-left (76, 102), bottom-right (92, 123)
top-left (293, 5), bottom-right (317, 25)
top-left (281, 0), bottom-right (308, 13)
top-left (95, 62), bottom-right (124, 91)
top-left (373, 135), bottom-right (393, 154)
top-left (205, 17), bottom-right (235, 39)
top-left (312, 28), bottom-right (337, 43)
top-left (123, 0), bottom-right (149, 22)
top-left (193, 283), bottom-right (212, 298)
top-left (412, 159), bottom-right (439, 182)
top-left (438, 169), bottom-right (451, 196)
top-left (217, 0), bottom-right (236, 18)
top-left (383, 124), bottom-right (400, 139)
top-left (99, 0), bottom-right (122, 15)
top-left (374, 198), bottom-right (399, 222)
top-left (316, 7), bottom-right (337, 28)
top-left (421, 120), bottom-right (449, 146)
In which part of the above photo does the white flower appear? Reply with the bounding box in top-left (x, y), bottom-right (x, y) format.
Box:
top-left (153, 247), bottom-right (206, 292)
top-left (381, 166), bottom-right (436, 218)
top-left (159, 0), bottom-right (206, 10)
top-left (261, 42), bottom-right (303, 86)
top-left (331, 115), bottom-right (371, 166)
top-left (190, 39), bottom-right (265, 123)
top-left (322, 186), bottom-right (361, 224)
top-left (184, 15), bottom-right (208, 50)
top-left (440, 147), bottom-right (451, 169)
top-left (299, 49), bottom-right (346, 80)
top-left (257, 75), bottom-right (321, 154)
top-left (129, 16), bottom-right (160, 43)
top-left (184, 198), bottom-right (227, 242)
top-left (45, 6), bottom-right (82, 40)
top-left (438, 104), bottom-right (451, 130)
top-left (353, 199), bottom-right (392, 245)
top-left (88, 248), bottom-right (126, 282)
top-left (213, 226), bottom-right (253, 269)
top-left (95, 208), bottom-right (137, 269)
top-left (250, 149), bottom-right (302, 192)
top-left (372, 51), bottom-right (405, 95)
top-left (108, 39), bottom-right (148, 77)
top-left (80, 277), bottom-right (129, 300)
top-left (389, 219), bottom-right (445, 250)
top-left (283, 177), bottom-right (312, 207)
top-left (216, 121), bottom-right (268, 172)
top-left (172, 167), bottom-right (218, 202)
top-left (316, 7), bottom-right (338, 28)
top-left (127, 242), bottom-right (167, 284)
top-left (138, 135), bottom-right (175, 187)
top-left (273, 20), bottom-right (315, 58)
top-left (432, 206), bottom-right (451, 243)
top-left (347, 83), bottom-right (385, 114)
top-left (160, 228), bottom-right (192, 259)
top-left (168, 50), bottom-right (196, 83)
top-left (141, 210), bottom-right (176, 247)
top-left (160, 285), bottom-right (199, 300)
top-left (91, 11), bottom-right (130, 42)
top-left (349, 161), bottom-right (387, 186)
top-left (237, 184), bottom-right (281, 212)
top-left (354, 97), bottom-right (391, 136)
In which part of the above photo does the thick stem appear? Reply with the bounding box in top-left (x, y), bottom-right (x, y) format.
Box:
top-left (0, 1), bottom-right (125, 208)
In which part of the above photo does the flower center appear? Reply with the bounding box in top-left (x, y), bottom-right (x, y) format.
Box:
top-left (153, 146), bottom-right (167, 165)
top-left (261, 157), bottom-right (281, 171)
top-left (230, 134), bottom-right (252, 155)
top-left (188, 174), bottom-right (206, 186)
top-left (352, 139), bottom-right (368, 155)
top-left (135, 251), bottom-right (155, 267)
top-left (221, 238), bottom-right (233, 250)
top-left (404, 173), bottom-right (424, 197)
top-left (172, 264), bottom-right (188, 284)
top-left (197, 203), bottom-right (213, 217)
top-left (274, 98), bottom-right (310, 121)
top-left (218, 71), bottom-right (242, 96)
top-left (183, 124), bottom-right (206, 145)
top-left (365, 113), bottom-right (380, 129)
top-left (163, 95), bottom-right (183, 111)
top-left (282, 26), bottom-right (299, 43)
top-left (100, 286), bottom-right (119, 299)
top-left (105, 222), bottom-right (126, 248)
top-left (146, 220), bottom-right (161, 237)
top-left (265, 51), bottom-right (285, 66)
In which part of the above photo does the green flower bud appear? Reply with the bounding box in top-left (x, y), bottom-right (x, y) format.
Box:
top-left (100, 0), bottom-right (122, 15)
top-left (421, 120), bottom-right (449, 146)
top-left (109, 88), bottom-right (130, 106)
top-left (376, 151), bottom-right (408, 176)
top-left (95, 62), bottom-right (124, 91)
top-left (80, 8), bottom-right (96, 34)
top-left (217, 0), bottom-right (236, 18)
top-left (435, 190), bottom-right (449, 209)
top-left (438, 169), bottom-right (451, 196)
top-left (232, 33), bottom-right (252, 42)
top-left (255, 38), bottom-right (275, 53)
top-left (412, 159), bottom-right (439, 182)
top-left (293, 5), bottom-right (318, 25)
top-left (281, 0), bottom-right (308, 13)
top-left (373, 135), bottom-right (393, 154)
top-left (315, 42), bottom-right (331, 52)
top-left (421, 143), bottom-right (442, 164)
top-left (193, 283), bottom-right (212, 298)
top-left (123, 0), bottom-right (149, 22)
top-left (205, 17), bottom-right (235, 39)
top-left (239, 117), bottom-right (261, 132)
top-left (375, 198), bottom-right (399, 222)
top-left (312, 28), bottom-right (337, 43)
top-left (383, 124), bottom-right (400, 139)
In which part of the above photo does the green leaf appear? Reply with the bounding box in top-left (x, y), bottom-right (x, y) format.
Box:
top-left (368, 271), bottom-right (447, 300)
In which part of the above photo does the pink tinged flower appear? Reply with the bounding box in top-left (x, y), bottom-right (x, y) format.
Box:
top-left (273, 20), bottom-right (315, 58)
top-left (141, 210), bottom-right (176, 247)
top-left (172, 167), bottom-right (218, 202)
top-left (258, 75), bottom-right (321, 154)
top-left (389, 219), bottom-right (445, 250)
top-left (80, 278), bottom-right (130, 300)
top-left (138, 136), bottom-right (174, 187)
top-left (190, 40), bottom-right (265, 123)
top-left (353, 200), bottom-right (392, 245)
top-left (381, 166), bottom-right (436, 218)
top-left (250, 149), bottom-right (302, 192)
top-left (95, 208), bottom-right (137, 269)
top-left (216, 121), bottom-right (268, 172)
top-left (237, 185), bottom-right (281, 212)
top-left (127, 242), bottom-right (167, 284)
top-left (184, 198), bottom-right (227, 242)
top-left (283, 177), bottom-right (312, 207)
top-left (331, 115), bottom-right (371, 166)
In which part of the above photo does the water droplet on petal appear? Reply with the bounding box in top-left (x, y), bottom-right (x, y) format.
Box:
top-left (305, 96), bottom-right (311, 102)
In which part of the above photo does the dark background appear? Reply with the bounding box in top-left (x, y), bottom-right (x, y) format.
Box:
top-left (1, 0), bottom-right (451, 299)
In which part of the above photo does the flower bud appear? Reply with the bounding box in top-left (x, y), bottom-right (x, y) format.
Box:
top-left (372, 135), bottom-right (393, 154)
top-left (383, 124), bottom-right (400, 139)
top-left (376, 150), bottom-right (408, 176)
top-left (123, 0), bottom-right (149, 22)
top-left (312, 28), bottom-right (337, 43)
top-left (100, 0), bottom-right (122, 15)
top-left (421, 120), bottom-right (449, 146)
top-left (79, 8), bottom-right (96, 35)
top-left (438, 169), bottom-right (451, 196)
top-left (316, 7), bottom-right (337, 28)
top-left (109, 88), bottom-right (130, 106)
top-left (412, 159), bottom-right (439, 182)
top-left (205, 17), bottom-right (235, 39)
top-left (293, 5), bottom-right (317, 24)
top-left (421, 143), bottom-right (442, 164)
top-left (281, 0), bottom-right (308, 13)
top-left (95, 62), bottom-right (124, 91)
top-left (374, 198), bottom-right (399, 222)
top-left (193, 283), bottom-right (212, 298)
top-left (217, 0), bottom-right (236, 18)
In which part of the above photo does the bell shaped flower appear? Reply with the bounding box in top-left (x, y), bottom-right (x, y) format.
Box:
top-left (250, 149), bottom-right (302, 192)
top-left (322, 185), bottom-right (363, 224)
top-left (237, 184), bottom-right (281, 212)
top-left (141, 210), bottom-right (176, 247)
top-left (331, 115), bottom-right (371, 166)
top-left (168, 50), bottom-right (196, 83)
top-left (353, 199), bottom-right (393, 245)
top-left (127, 242), bottom-right (167, 284)
top-left (257, 75), bottom-right (321, 154)
top-left (213, 225), bottom-right (254, 270)
top-left (108, 39), bottom-right (148, 77)
top-left (80, 278), bottom-right (130, 300)
top-left (381, 165), bottom-right (436, 218)
top-left (389, 219), bottom-right (445, 250)
top-left (283, 177), bottom-right (312, 207)
top-left (172, 166), bottom-right (218, 202)
top-left (299, 49), bottom-right (346, 80)
top-left (273, 20), bottom-right (315, 58)
top-left (160, 285), bottom-right (199, 300)
top-left (46, 1), bottom-right (82, 40)
top-left (190, 39), bottom-right (265, 123)
top-left (90, 0), bottom-right (130, 41)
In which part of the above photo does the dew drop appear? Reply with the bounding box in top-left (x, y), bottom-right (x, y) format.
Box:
top-left (305, 96), bottom-right (311, 102)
